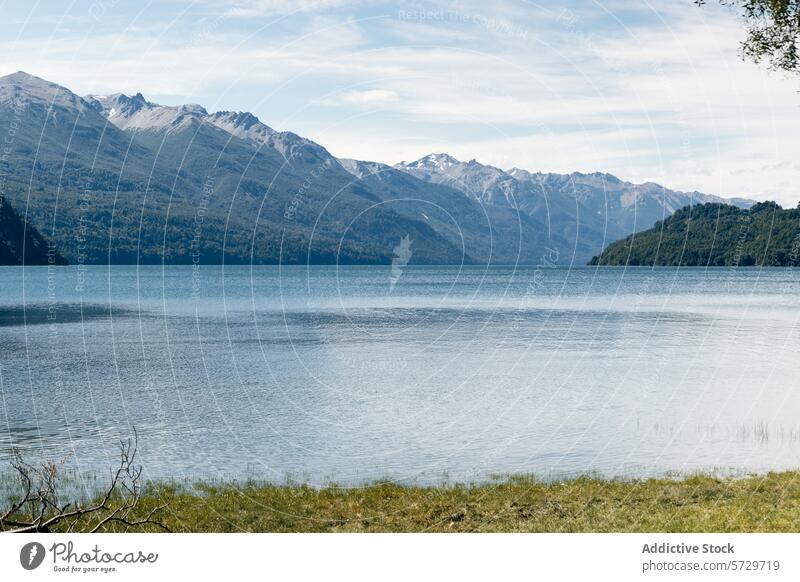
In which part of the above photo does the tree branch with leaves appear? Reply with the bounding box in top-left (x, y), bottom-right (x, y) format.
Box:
top-left (697, 1), bottom-right (800, 73)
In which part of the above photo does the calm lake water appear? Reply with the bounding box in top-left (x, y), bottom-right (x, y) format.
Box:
top-left (1, 265), bottom-right (799, 486)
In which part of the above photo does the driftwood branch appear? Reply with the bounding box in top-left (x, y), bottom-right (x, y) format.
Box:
top-left (0, 429), bottom-right (170, 533)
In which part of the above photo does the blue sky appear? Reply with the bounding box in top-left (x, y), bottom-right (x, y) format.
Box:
top-left (1, 0), bottom-right (799, 204)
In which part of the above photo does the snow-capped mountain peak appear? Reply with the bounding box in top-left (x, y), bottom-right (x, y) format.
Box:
top-left (409, 152), bottom-right (461, 171)
top-left (82, 85), bottom-right (339, 165)
top-left (85, 92), bottom-right (209, 132)
top-left (394, 153), bottom-right (521, 206)
top-left (205, 110), bottom-right (276, 145)
top-left (0, 71), bottom-right (94, 113)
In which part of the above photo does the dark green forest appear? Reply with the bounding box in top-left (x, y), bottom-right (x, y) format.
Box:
top-left (590, 202), bottom-right (800, 266)
top-left (0, 198), bottom-right (67, 265)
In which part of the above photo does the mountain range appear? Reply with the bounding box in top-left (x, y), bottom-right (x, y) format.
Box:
top-left (0, 71), bottom-right (755, 266)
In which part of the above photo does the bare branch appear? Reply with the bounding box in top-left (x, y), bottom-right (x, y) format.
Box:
top-left (1, 430), bottom-right (170, 533)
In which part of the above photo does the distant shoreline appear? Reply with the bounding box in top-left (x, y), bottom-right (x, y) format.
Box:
top-left (1, 263), bottom-right (796, 268)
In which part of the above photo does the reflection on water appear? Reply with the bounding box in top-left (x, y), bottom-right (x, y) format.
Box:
top-left (0, 265), bottom-right (799, 486)
top-left (0, 303), bottom-right (138, 327)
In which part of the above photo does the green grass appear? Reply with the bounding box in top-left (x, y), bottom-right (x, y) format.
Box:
top-left (63, 471), bottom-right (800, 532)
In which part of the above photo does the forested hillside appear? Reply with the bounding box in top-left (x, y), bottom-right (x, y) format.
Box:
top-left (590, 202), bottom-right (800, 266)
top-left (0, 199), bottom-right (67, 265)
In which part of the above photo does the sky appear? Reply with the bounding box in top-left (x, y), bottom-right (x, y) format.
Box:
top-left (1, 0), bottom-right (799, 205)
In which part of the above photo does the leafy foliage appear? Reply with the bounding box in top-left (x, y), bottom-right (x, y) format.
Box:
top-left (698, 1), bottom-right (800, 73)
top-left (590, 201), bottom-right (800, 266)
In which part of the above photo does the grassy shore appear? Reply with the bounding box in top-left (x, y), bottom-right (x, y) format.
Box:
top-left (69, 471), bottom-right (800, 532)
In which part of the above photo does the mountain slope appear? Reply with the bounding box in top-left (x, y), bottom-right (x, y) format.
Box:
top-left (338, 158), bottom-right (570, 265)
top-left (589, 202), bottom-right (800, 266)
top-left (0, 200), bottom-right (67, 265)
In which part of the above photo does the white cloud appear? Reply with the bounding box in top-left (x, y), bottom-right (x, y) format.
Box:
top-left (340, 89), bottom-right (399, 105)
top-left (222, 0), bottom-right (348, 18)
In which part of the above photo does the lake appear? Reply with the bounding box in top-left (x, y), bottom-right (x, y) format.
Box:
top-left (1, 265), bottom-right (799, 486)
